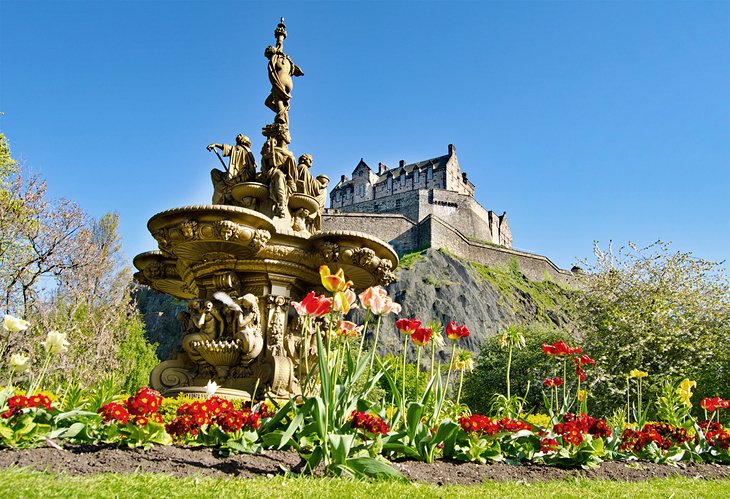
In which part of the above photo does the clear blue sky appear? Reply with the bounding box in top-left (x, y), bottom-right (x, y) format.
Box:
top-left (2, 1), bottom-right (729, 271)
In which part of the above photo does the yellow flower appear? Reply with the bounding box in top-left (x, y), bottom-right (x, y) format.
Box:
top-left (629, 369), bottom-right (648, 379)
top-left (578, 389), bottom-right (587, 402)
top-left (451, 350), bottom-right (474, 372)
top-left (319, 265), bottom-right (352, 293)
top-left (676, 378), bottom-right (696, 407)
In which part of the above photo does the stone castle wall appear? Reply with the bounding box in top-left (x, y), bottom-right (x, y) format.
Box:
top-left (322, 211), bottom-right (575, 284)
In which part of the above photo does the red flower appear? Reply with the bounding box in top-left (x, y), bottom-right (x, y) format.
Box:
top-left (350, 410), bottom-right (389, 435)
top-left (540, 437), bottom-right (559, 453)
top-left (446, 322), bottom-right (470, 341)
top-left (410, 327), bottom-right (433, 346)
top-left (542, 340), bottom-right (582, 356)
top-left (291, 291), bottom-right (333, 317)
top-left (125, 387), bottom-right (162, 416)
top-left (544, 377), bottom-right (563, 388)
top-left (700, 397), bottom-right (730, 412)
top-left (576, 366), bottom-right (587, 382)
top-left (395, 318), bottom-right (421, 336)
top-left (574, 354), bottom-right (595, 366)
top-left (98, 402), bottom-right (131, 424)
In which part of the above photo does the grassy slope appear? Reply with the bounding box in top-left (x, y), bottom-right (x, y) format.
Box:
top-left (0, 469), bottom-right (727, 498)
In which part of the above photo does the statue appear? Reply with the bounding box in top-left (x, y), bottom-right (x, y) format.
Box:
top-left (231, 294), bottom-right (263, 365)
top-left (181, 300), bottom-right (225, 369)
top-left (208, 134), bottom-right (258, 204)
top-left (259, 124), bottom-right (297, 217)
top-left (264, 18), bottom-right (303, 126)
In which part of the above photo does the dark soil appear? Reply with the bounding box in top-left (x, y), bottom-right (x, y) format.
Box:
top-left (0, 444), bottom-right (729, 484)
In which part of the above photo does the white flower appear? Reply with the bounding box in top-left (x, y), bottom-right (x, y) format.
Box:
top-left (43, 330), bottom-right (70, 354)
top-left (205, 379), bottom-right (220, 398)
top-left (3, 315), bottom-right (30, 332)
top-left (9, 353), bottom-right (30, 373)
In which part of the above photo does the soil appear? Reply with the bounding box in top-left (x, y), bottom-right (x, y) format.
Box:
top-left (0, 444), bottom-right (729, 484)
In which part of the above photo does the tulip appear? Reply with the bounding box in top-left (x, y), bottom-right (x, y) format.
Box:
top-left (3, 315), bottom-right (30, 332)
top-left (574, 354), bottom-right (595, 366)
top-left (541, 340), bottom-right (582, 356)
top-left (43, 330), bottom-right (70, 354)
top-left (319, 265), bottom-right (352, 293)
top-left (410, 327), bottom-right (432, 347)
top-left (445, 322), bottom-right (470, 341)
top-left (332, 288), bottom-right (357, 314)
top-left (336, 320), bottom-right (362, 337)
top-left (205, 380), bottom-right (220, 398)
top-left (291, 291), bottom-right (333, 317)
top-left (396, 318), bottom-right (421, 336)
top-left (9, 353), bottom-right (30, 373)
top-left (359, 286), bottom-right (400, 316)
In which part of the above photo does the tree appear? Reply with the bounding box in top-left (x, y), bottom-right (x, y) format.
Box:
top-left (579, 241), bottom-right (730, 416)
top-left (462, 323), bottom-right (573, 415)
top-left (0, 134), bottom-right (158, 388)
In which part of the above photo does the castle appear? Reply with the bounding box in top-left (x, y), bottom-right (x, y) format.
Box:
top-left (323, 145), bottom-right (575, 283)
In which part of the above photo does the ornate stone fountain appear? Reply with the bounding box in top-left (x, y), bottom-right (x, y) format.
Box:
top-left (133, 19), bottom-right (397, 400)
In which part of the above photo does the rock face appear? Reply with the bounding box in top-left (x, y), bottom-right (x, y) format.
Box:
top-left (139, 248), bottom-right (578, 364)
top-left (358, 248), bottom-right (578, 360)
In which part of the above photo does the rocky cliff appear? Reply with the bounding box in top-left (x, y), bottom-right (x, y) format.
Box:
top-left (364, 248), bottom-right (579, 359)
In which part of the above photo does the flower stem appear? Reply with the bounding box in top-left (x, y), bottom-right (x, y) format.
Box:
top-left (402, 334), bottom-right (409, 405)
top-left (506, 343), bottom-right (513, 400)
top-left (367, 314), bottom-right (383, 374)
top-left (456, 368), bottom-right (464, 407)
top-left (415, 346), bottom-right (422, 399)
top-left (562, 359), bottom-right (567, 412)
top-left (440, 342), bottom-right (457, 416)
top-left (356, 311), bottom-right (371, 366)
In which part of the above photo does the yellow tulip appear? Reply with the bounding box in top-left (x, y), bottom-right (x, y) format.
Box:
top-left (319, 265), bottom-right (352, 293)
top-left (675, 378), bottom-right (696, 407)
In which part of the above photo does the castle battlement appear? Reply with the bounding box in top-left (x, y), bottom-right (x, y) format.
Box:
top-left (326, 145), bottom-right (512, 254)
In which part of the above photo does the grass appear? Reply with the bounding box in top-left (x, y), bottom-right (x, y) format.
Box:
top-left (398, 248), bottom-right (428, 270)
top-left (0, 468), bottom-right (728, 498)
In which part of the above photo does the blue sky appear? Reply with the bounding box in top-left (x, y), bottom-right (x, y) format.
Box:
top-left (2, 0), bottom-right (729, 271)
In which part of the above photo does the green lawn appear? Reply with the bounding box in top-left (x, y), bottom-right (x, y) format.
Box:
top-left (0, 469), bottom-right (728, 498)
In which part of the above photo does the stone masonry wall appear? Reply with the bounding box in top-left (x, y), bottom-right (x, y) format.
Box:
top-left (322, 211), bottom-right (575, 284)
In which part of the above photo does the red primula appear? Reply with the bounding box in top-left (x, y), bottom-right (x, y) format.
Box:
top-left (350, 410), bottom-right (389, 435)
top-left (125, 387), bottom-right (163, 416)
top-left (2, 394), bottom-right (53, 418)
top-left (98, 402), bottom-right (131, 424)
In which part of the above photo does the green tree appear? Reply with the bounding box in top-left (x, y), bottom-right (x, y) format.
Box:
top-left (0, 134), bottom-right (158, 387)
top-left (579, 241), bottom-right (730, 416)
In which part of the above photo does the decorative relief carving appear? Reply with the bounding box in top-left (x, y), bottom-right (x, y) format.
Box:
top-left (249, 229), bottom-right (271, 253)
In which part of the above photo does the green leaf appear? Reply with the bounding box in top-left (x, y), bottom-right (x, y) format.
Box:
top-left (345, 457), bottom-right (407, 482)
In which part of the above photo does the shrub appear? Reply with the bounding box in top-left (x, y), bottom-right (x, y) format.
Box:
top-left (462, 323), bottom-right (573, 415)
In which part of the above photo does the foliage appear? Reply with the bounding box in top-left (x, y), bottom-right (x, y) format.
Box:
top-left (578, 241), bottom-right (730, 416)
top-left (0, 134), bottom-right (158, 386)
top-left (463, 323), bottom-right (573, 414)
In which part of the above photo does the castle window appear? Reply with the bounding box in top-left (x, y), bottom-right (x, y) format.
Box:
top-left (427, 168), bottom-right (433, 180)
top-left (358, 185), bottom-right (365, 197)
top-left (400, 174), bottom-right (406, 186)
top-left (395, 199), bottom-right (402, 209)
top-left (414, 170), bottom-right (420, 183)
top-left (387, 176), bottom-right (393, 190)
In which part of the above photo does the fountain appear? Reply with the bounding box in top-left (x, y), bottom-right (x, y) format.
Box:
top-left (133, 19), bottom-right (397, 400)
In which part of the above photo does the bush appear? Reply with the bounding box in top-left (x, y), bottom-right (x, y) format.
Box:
top-left (462, 323), bottom-right (573, 415)
top-left (579, 241), bottom-right (730, 416)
